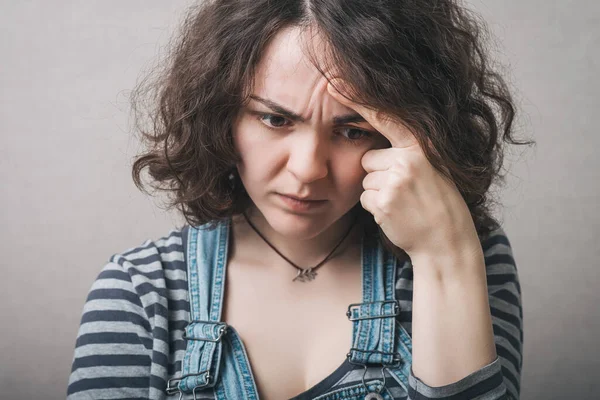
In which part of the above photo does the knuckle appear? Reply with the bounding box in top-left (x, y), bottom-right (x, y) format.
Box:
top-left (361, 151), bottom-right (372, 169)
top-left (362, 175), bottom-right (370, 190)
top-left (389, 171), bottom-right (410, 188)
top-left (403, 159), bottom-right (420, 177)
top-left (377, 194), bottom-right (393, 215)
top-left (360, 190), bottom-right (368, 204)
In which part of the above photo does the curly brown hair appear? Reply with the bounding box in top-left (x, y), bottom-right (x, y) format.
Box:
top-left (131, 0), bottom-right (535, 261)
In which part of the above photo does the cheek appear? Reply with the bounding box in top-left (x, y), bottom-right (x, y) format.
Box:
top-left (234, 136), bottom-right (280, 188)
top-left (336, 158), bottom-right (368, 194)
top-left (233, 119), bottom-right (268, 166)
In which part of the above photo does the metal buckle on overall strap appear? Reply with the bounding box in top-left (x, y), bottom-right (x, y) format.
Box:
top-left (346, 348), bottom-right (403, 368)
top-left (181, 321), bottom-right (229, 342)
top-left (345, 300), bottom-right (403, 399)
top-left (166, 321), bottom-right (229, 398)
top-left (346, 299), bottom-right (402, 367)
top-left (346, 299), bottom-right (400, 321)
top-left (166, 372), bottom-right (211, 398)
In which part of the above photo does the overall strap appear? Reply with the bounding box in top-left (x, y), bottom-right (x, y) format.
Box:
top-left (346, 233), bottom-right (413, 391)
top-left (347, 233), bottom-right (398, 365)
top-left (384, 260), bottom-right (413, 392)
top-left (166, 220), bottom-right (230, 397)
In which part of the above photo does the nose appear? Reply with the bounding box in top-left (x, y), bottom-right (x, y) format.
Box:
top-left (286, 131), bottom-right (329, 184)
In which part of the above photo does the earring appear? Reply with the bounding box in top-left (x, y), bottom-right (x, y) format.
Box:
top-left (227, 170), bottom-right (236, 188)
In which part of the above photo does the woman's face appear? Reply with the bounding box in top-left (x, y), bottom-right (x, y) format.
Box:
top-left (232, 26), bottom-right (389, 239)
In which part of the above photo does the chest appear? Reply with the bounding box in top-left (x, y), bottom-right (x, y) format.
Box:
top-left (222, 257), bottom-right (363, 400)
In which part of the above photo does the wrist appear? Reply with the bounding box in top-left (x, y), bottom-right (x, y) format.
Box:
top-left (409, 242), bottom-right (485, 281)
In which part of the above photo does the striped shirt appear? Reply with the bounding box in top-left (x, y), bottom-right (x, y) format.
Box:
top-left (67, 224), bottom-right (522, 399)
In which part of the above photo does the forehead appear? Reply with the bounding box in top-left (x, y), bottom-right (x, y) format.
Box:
top-left (251, 26), bottom-right (335, 105)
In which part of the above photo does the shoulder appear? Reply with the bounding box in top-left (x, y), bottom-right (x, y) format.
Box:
top-left (108, 225), bottom-right (190, 289)
top-left (479, 225), bottom-right (520, 289)
top-left (88, 225), bottom-right (192, 329)
top-left (480, 225), bottom-right (515, 260)
top-left (69, 226), bottom-right (192, 398)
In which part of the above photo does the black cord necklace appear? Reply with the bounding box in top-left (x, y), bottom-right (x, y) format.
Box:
top-left (241, 210), bottom-right (359, 282)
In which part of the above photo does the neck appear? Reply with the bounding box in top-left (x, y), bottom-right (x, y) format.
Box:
top-left (231, 204), bottom-right (363, 270)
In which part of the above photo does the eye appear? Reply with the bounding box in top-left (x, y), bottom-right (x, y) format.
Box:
top-left (256, 113), bottom-right (373, 144)
top-left (258, 113), bottom-right (291, 129)
top-left (337, 127), bottom-right (373, 143)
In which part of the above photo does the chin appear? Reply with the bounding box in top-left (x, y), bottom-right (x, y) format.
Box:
top-left (262, 206), bottom-right (333, 239)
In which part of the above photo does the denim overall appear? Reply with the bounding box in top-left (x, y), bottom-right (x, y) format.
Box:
top-left (166, 218), bottom-right (414, 400)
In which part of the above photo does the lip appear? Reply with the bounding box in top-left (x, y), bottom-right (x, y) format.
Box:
top-left (277, 193), bottom-right (328, 212)
top-left (280, 193), bottom-right (326, 202)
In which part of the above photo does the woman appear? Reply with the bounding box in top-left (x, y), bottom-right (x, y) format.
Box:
top-left (67, 0), bottom-right (531, 399)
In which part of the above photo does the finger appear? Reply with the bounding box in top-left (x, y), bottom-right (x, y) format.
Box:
top-left (362, 148), bottom-right (399, 173)
top-left (362, 170), bottom-right (388, 191)
top-left (327, 79), bottom-right (418, 148)
top-left (361, 147), bottom-right (422, 174)
top-left (359, 189), bottom-right (382, 224)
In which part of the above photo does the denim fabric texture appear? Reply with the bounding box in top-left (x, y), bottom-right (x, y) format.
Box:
top-left (167, 217), bottom-right (413, 399)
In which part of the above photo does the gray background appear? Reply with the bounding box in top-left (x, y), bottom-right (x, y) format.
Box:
top-left (1, 1), bottom-right (598, 399)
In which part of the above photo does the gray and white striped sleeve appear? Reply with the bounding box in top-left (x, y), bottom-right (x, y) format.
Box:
top-left (66, 259), bottom-right (153, 399)
top-left (407, 226), bottom-right (523, 400)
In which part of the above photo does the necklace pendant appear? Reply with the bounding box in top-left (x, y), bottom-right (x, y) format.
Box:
top-left (293, 268), bottom-right (317, 282)
top-left (364, 392), bottom-right (384, 400)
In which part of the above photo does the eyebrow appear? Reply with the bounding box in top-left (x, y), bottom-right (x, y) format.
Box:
top-left (249, 95), bottom-right (368, 125)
